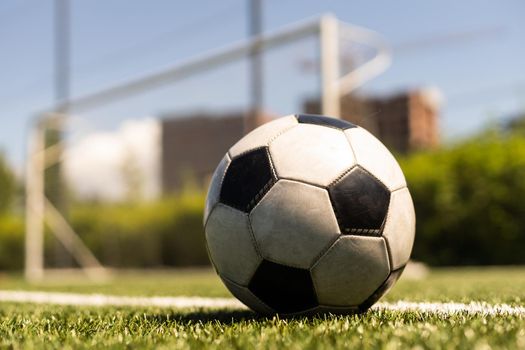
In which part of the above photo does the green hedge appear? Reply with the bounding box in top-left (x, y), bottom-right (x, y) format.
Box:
top-left (1, 132), bottom-right (525, 270)
top-left (71, 192), bottom-right (208, 268)
top-left (0, 193), bottom-right (209, 271)
top-left (400, 133), bottom-right (525, 265)
top-left (0, 215), bottom-right (24, 270)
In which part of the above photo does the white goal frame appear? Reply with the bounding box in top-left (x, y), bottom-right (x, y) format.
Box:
top-left (24, 14), bottom-right (391, 282)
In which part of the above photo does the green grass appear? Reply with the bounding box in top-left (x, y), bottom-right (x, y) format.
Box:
top-left (0, 267), bottom-right (524, 349)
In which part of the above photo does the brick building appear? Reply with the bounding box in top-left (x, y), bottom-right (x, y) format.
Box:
top-left (161, 111), bottom-right (272, 193)
top-left (305, 89), bottom-right (440, 153)
top-left (162, 89), bottom-right (440, 193)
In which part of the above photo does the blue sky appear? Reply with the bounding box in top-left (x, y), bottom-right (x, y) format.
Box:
top-left (0, 0), bottom-right (524, 169)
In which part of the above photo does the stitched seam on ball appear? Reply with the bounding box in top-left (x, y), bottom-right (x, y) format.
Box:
top-left (246, 216), bottom-right (264, 260)
top-left (378, 180), bottom-right (398, 238)
top-left (216, 153), bottom-right (231, 198)
top-left (344, 128), bottom-right (359, 164)
top-left (209, 155), bottom-right (232, 225)
top-left (328, 191), bottom-right (345, 235)
top-left (310, 235), bottom-right (340, 270)
top-left (344, 228), bottom-right (382, 236)
top-left (310, 237), bottom-right (340, 271)
top-left (261, 255), bottom-right (307, 270)
top-left (391, 185), bottom-right (408, 193)
top-left (382, 188), bottom-right (395, 238)
top-left (379, 197), bottom-right (391, 235)
top-left (357, 165), bottom-right (391, 193)
top-left (382, 235), bottom-right (394, 271)
top-left (220, 274), bottom-right (275, 314)
top-left (277, 177), bottom-right (326, 189)
top-left (304, 123), bottom-right (347, 132)
top-left (328, 165), bottom-right (356, 187)
top-left (232, 146), bottom-right (267, 160)
top-left (296, 114), bottom-right (356, 132)
top-left (215, 204), bottom-right (263, 263)
top-left (267, 122), bottom-right (298, 146)
top-left (379, 188), bottom-right (396, 267)
top-left (382, 189), bottom-right (409, 269)
top-left (264, 121), bottom-right (297, 178)
top-left (265, 147), bottom-right (278, 180)
top-left (246, 178), bottom-right (275, 212)
top-left (203, 202), bottom-right (219, 229)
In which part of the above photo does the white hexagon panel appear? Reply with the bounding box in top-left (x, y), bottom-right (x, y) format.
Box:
top-left (250, 179), bottom-right (340, 269)
top-left (205, 204), bottom-right (261, 285)
top-left (269, 124), bottom-right (356, 187)
top-left (229, 115), bottom-right (298, 159)
top-left (312, 236), bottom-right (390, 307)
top-left (382, 187), bottom-right (416, 270)
top-left (345, 127), bottom-right (406, 191)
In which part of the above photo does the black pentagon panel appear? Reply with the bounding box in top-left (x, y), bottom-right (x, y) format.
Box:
top-left (248, 260), bottom-right (318, 314)
top-left (358, 266), bottom-right (405, 312)
top-left (220, 147), bottom-right (276, 212)
top-left (296, 114), bottom-right (356, 130)
top-left (328, 166), bottom-right (390, 235)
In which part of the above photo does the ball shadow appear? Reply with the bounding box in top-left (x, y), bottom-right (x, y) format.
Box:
top-left (142, 306), bottom-right (372, 325)
top-left (144, 308), bottom-right (268, 325)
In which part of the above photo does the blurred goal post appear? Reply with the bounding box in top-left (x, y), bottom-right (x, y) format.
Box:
top-left (24, 14), bottom-right (391, 282)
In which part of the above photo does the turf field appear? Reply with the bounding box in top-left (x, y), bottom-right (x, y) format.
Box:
top-left (0, 267), bottom-right (524, 349)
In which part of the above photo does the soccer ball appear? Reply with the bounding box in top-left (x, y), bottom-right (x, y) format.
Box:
top-left (203, 114), bottom-right (415, 315)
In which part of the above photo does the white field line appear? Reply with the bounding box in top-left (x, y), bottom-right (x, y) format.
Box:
top-left (0, 290), bottom-right (523, 316)
top-left (374, 301), bottom-right (525, 316)
top-left (0, 291), bottom-right (242, 309)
